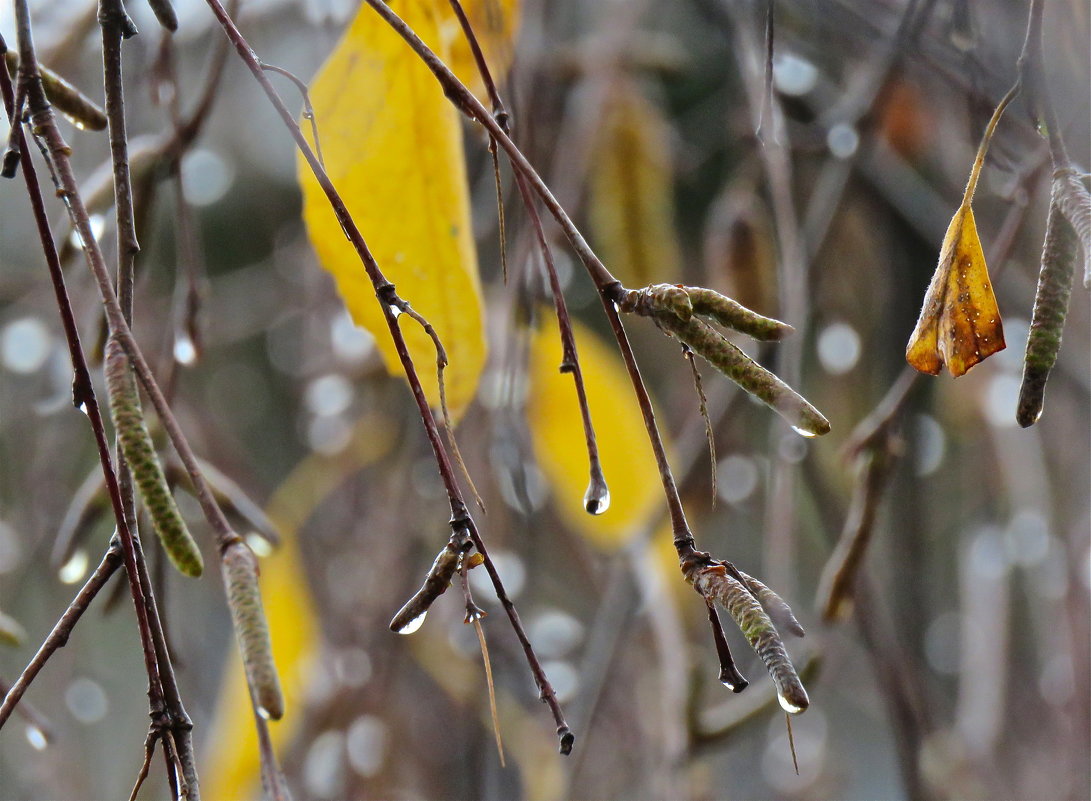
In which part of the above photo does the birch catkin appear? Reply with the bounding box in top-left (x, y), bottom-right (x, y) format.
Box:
top-left (1017, 180), bottom-right (1078, 428)
top-left (736, 570), bottom-right (805, 637)
top-left (104, 338), bottom-right (203, 577)
top-left (693, 565), bottom-right (809, 713)
top-left (659, 315), bottom-right (831, 436)
top-left (684, 287), bottom-right (793, 340)
top-left (222, 542), bottom-right (284, 721)
top-left (1051, 168), bottom-right (1090, 288)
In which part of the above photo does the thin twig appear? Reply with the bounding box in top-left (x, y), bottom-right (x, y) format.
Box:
top-left (200, 0), bottom-right (574, 750)
top-left (0, 547), bottom-right (122, 728)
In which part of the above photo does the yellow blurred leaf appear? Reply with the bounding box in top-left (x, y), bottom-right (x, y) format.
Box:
top-left (299, 0), bottom-right (489, 419)
top-left (439, 0), bottom-right (520, 103)
top-left (589, 81), bottom-right (683, 287)
top-left (527, 313), bottom-right (663, 550)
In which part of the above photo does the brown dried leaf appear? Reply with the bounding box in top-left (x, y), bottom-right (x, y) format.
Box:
top-left (906, 204), bottom-right (1005, 377)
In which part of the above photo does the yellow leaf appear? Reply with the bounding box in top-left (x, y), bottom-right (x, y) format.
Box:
top-left (439, 0), bottom-right (521, 103)
top-left (527, 313), bottom-right (663, 550)
top-left (906, 203), bottom-right (1005, 377)
top-left (589, 81), bottom-right (683, 287)
top-left (906, 82), bottom-right (1018, 378)
top-left (299, 0), bottom-right (487, 419)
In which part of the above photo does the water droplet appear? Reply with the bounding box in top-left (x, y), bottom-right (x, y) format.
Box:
top-left (25, 724), bottom-right (48, 750)
top-left (173, 335), bottom-right (197, 366)
top-left (790, 425), bottom-right (818, 438)
top-left (77, 402), bottom-right (90, 417)
top-left (245, 533), bottom-right (274, 558)
top-left (778, 693), bottom-right (805, 714)
top-left (393, 610), bottom-right (427, 635)
top-left (583, 483), bottom-right (610, 515)
top-left (257, 705), bottom-right (275, 720)
top-left (387, 304), bottom-right (402, 318)
top-left (59, 549), bottom-right (90, 584)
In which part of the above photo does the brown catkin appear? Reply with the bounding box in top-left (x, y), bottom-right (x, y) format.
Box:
top-left (694, 566), bottom-right (809, 713)
top-left (104, 339), bottom-right (203, 577)
top-left (222, 542), bottom-right (284, 720)
top-left (684, 287), bottom-right (794, 340)
top-left (659, 315), bottom-right (831, 436)
top-left (1017, 183), bottom-right (1078, 428)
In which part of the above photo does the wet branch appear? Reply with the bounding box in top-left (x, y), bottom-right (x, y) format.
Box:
top-left (199, 0), bottom-right (574, 752)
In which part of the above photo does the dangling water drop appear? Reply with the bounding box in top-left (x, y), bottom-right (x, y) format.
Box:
top-left (25, 725), bottom-right (48, 750)
top-left (718, 666), bottom-right (748, 693)
top-left (777, 692), bottom-right (806, 714)
top-left (583, 479), bottom-right (610, 516)
top-left (393, 610), bottom-right (427, 635)
top-left (790, 425), bottom-right (819, 438)
top-left (245, 533), bottom-right (274, 558)
top-left (257, 705), bottom-right (275, 720)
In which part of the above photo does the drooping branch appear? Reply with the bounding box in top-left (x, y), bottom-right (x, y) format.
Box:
top-left (198, 0), bottom-right (574, 751)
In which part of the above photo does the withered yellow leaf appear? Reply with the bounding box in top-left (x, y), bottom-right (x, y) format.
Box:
top-left (299, 0), bottom-right (487, 419)
top-left (589, 81), bottom-right (683, 287)
top-left (528, 313), bottom-right (663, 550)
top-left (906, 83), bottom-right (1018, 378)
top-left (906, 204), bottom-right (1005, 377)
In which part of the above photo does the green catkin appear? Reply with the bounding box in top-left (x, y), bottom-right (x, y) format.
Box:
top-left (736, 570), bottom-right (805, 638)
top-left (104, 338), bottom-right (203, 577)
top-left (697, 567), bottom-right (809, 713)
top-left (1017, 183), bottom-right (1078, 428)
top-left (222, 542), bottom-right (284, 721)
top-left (684, 287), bottom-right (794, 340)
top-left (620, 283), bottom-right (693, 321)
top-left (659, 315), bottom-right (831, 436)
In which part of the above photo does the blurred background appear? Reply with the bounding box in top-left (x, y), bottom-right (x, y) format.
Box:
top-left (0, 0), bottom-right (1088, 799)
